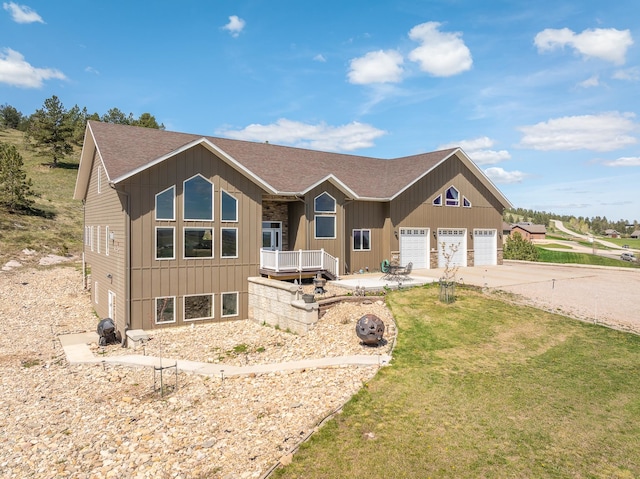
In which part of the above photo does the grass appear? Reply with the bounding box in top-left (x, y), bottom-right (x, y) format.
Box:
top-left (274, 284), bottom-right (640, 478)
top-left (536, 248), bottom-right (639, 268)
top-left (538, 242), bottom-right (572, 249)
top-left (0, 129), bottom-right (83, 262)
top-left (606, 237), bottom-right (640, 249)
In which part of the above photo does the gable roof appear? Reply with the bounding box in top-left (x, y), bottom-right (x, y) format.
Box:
top-left (512, 223), bottom-right (547, 234)
top-left (74, 121), bottom-right (511, 208)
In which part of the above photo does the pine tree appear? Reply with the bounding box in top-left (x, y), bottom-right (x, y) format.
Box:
top-left (0, 142), bottom-right (35, 212)
top-left (28, 95), bottom-right (73, 166)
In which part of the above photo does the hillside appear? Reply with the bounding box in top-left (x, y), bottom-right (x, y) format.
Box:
top-left (0, 128), bottom-right (83, 264)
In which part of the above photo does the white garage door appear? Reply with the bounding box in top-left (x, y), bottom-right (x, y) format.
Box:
top-left (473, 229), bottom-right (497, 266)
top-left (437, 229), bottom-right (467, 268)
top-left (399, 228), bottom-right (429, 269)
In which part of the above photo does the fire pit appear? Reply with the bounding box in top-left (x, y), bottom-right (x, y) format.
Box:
top-left (356, 314), bottom-right (385, 346)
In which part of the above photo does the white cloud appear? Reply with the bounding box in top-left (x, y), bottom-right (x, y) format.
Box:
top-left (603, 156), bottom-right (640, 167)
top-left (484, 167), bottom-right (527, 184)
top-left (84, 66), bottom-right (99, 75)
top-left (313, 54), bottom-right (326, 63)
top-left (347, 50), bottom-right (404, 85)
top-left (222, 15), bottom-right (245, 38)
top-left (217, 118), bottom-right (387, 152)
top-left (407, 22), bottom-right (472, 77)
top-left (438, 136), bottom-right (511, 165)
top-left (577, 74), bottom-right (600, 88)
top-left (612, 67), bottom-right (640, 81)
top-left (0, 48), bottom-right (66, 88)
top-left (534, 27), bottom-right (633, 65)
top-left (518, 112), bottom-right (638, 152)
top-left (3, 2), bottom-right (43, 23)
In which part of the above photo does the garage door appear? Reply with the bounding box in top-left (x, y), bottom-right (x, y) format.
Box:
top-left (399, 228), bottom-right (429, 269)
top-left (437, 229), bottom-right (467, 268)
top-left (473, 229), bottom-right (497, 266)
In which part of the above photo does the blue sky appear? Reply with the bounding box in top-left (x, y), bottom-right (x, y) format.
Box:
top-left (2, 1), bottom-right (639, 222)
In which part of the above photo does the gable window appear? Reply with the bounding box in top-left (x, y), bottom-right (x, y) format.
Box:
top-left (221, 292), bottom-right (239, 317)
top-left (184, 228), bottom-right (213, 258)
top-left (221, 228), bottom-right (238, 258)
top-left (156, 186), bottom-right (175, 220)
top-left (433, 194), bottom-right (442, 206)
top-left (221, 190), bottom-right (238, 222)
top-left (184, 175), bottom-right (213, 221)
top-left (315, 215), bottom-right (336, 239)
top-left (156, 296), bottom-right (176, 324)
top-left (314, 192), bottom-right (336, 213)
top-left (156, 227), bottom-right (175, 259)
top-left (445, 186), bottom-right (459, 207)
top-left (184, 294), bottom-right (213, 321)
top-left (353, 229), bottom-right (371, 251)
top-left (463, 196), bottom-right (472, 208)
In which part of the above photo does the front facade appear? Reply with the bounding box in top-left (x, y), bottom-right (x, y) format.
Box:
top-left (75, 122), bottom-right (511, 336)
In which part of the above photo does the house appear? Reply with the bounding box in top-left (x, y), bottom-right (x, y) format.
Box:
top-left (74, 121), bottom-right (512, 334)
top-left (631, 230), bottom-right (640, 239)
top-left (604, 229), bottom-right (620, 238)
top-left (510, 222), bottom-right (547, 241)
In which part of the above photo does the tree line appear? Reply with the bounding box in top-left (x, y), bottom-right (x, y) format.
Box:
top-left (504, 207), bottom-right (638, 236)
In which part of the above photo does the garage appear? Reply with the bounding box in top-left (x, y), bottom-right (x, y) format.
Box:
top-left (473, 229), bottom-right (497, 266)
top-left (437, 229), bottom-right (467, 268)
top-left (399, 228), bottom-right (429, 269)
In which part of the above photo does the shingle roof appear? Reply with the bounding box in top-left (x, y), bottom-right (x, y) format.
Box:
top-left (77, 121), bottom-right (510, 206)
top-left (512, 223), bottom-right (547, 234)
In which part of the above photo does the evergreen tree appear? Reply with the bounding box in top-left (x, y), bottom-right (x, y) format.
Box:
top-left (0, 103), bottom-right (23, 129)
top-left (0, 142), bottom-right (35, 212)
top-left (28, 95), bottom-right (73, 166)
top-left (503, 232), bottom-right (539, 261)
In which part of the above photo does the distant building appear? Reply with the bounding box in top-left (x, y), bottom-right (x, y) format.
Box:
top-left (510, 222), bottom-right (547, 241)
top-left (630, 230), bottom-right (640, 239)
top-left (604, 229), bottom-right (620, 238)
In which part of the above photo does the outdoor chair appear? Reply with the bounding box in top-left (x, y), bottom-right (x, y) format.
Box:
top-left (396, 261), bottom-right (413, 281)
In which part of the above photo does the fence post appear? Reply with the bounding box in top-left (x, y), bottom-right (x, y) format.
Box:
top-left (321, 248), bottom-right (325, 270)
top-left (336, 257), bottom-right (340, 278)
top-left (275, 249), bottom-right (279, 272)
top-left (299, 249), bottom-right (303, 272)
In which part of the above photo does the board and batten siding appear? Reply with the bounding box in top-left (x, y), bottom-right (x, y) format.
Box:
top-left (83, 149), bottom-right (128, 334)
top-left (121, 144), bottom-right (264, 330)
top-left (344, 200), bottom-right (390, 274)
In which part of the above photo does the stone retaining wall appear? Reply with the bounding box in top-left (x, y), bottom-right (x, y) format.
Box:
top-left (248, 277), bottom-right (319, 335)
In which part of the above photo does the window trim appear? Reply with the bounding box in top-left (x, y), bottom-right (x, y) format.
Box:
top-left (94, 281), bottom-right (98, 304)
top-left (221, 227), bottom-right (239, 258)
top-left (183, 294), bottom-right (214, 322)
top-left (314, 214), bottom-right (336, 239)
top-left (105, 226), bottom-right (110, 256)
top-left (97, 226), bottom-right (100, 254)
top-left (220, 189), bottom-right (238, 222)
top-left (314, 192), bottom-right (336, 213)
top-left (155, 185), bottom-right (176, 221)
top-left (183, 174), bottom-right (214, 221)
top-left (221, 291), bottom-right (240, 318)
top-left (445, 186), bottom-right (460, 207)
top-left (463, 196), bottom-right (472, 208)
top-left (433, 194), bottom-right (442, 206)
top-left (183, 227), bottom-right (214, 259)
top-left (353, 228), bottom-right (371, 251)
top-left (156, 226), bottom-right (175, 260)
top-left (155, 296), bottom-right (176, 324)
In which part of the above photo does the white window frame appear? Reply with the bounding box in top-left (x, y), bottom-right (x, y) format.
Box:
top-left (445, 186), bottom-right (460, 207)
top-left (183, 174), bottom-right (214, 221)
top-left (314, 215), bottom-right (336, 239)
top-left (353, 229), bottom-right (371, 251)
top-left (221, 227), bottom-right (239, 258)
top-left (155, 185), bottom-right (176, 221)
top-left (183, 227), bottom-right (214, 259)
top-left (433, 194), bottom-right (442, 206)
top-left (105, 226), bottom-right (110, 256)
top-left (94, 281), bottom-right (99, 304)
top-left (90, 226), bottom-right (94, 252)
top-left (221, 292), bottom-right (239, 318)
top-left (183, 294), bottom-right (214, 321)
top-left (221, 190), bottom-right (238, 222)
top-left (156, 226), bottom-right (175, 260)
top-left (155, 296), bottom-right (176, 324)
top-left (463, 196), bottom-right (472, 208)
top-left (314, 192), bottom-right (336, 213)
top-left (97, 226), bottom-right (100, 254)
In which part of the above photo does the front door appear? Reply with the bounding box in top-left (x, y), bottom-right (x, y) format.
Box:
top-left (262, 221), bottom-right (282, 251)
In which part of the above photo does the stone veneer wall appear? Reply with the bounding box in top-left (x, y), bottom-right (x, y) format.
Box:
top-left (262, 200), bottom-right (289, 251)
top-left (248, 277), bottom-right (319, 335)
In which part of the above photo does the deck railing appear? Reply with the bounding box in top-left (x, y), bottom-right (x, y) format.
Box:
top-left (260, 248), bottom-right (340, 278)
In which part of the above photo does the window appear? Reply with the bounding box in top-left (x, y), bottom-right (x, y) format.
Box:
top-left (433, 194), bottom-right (442, 206)
top-left (221, 292), bottom-right (239, 317)
top-left (156, 297), bottom-right (176, 324)
top-left (463, 196), bottom-right (472, 208)
top-left (184, 294), bottom-right (213, 321)
top-left (315, 215), bottom-right (336, 239)
top-left (184, 228), bottom-right (213, 258)
top-left (94, 281), bottom-right (98, 304)
top-left (156, 227), bottom-right (175, 259)
top-left (156, 186), bottom-right (175, 220)
top-left (221, 228), bottom-right (238, 258)
top-left (183, 175), bottom-right (213, 221)
top-left (105, 226), bottom-right (110, 256)
top-left (97, 226), bottom-right (100, 254)
top-left (314, 192), bottom-right (336, 213)
top-left (353, 229), bottom-right (371, 251)
top-left (221, 190), bottom-right (238, 222)
top-left (445, 186), bottom-right (459, 207)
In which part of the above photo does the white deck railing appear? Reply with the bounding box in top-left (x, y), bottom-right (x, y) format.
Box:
top-left (260, 248), bottom-right (340, 278)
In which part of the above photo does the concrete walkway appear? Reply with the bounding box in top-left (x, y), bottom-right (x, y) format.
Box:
top-left (59, 332), bottom-right (391, 378)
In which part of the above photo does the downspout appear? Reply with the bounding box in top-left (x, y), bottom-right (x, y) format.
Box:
top-left (81, 199), bottom-right (86, 290)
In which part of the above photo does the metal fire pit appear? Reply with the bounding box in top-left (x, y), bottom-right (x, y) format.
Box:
top-left (96, 318), bottom-right (118, 346)
top-left (356, 314), bottom-right (385, 345)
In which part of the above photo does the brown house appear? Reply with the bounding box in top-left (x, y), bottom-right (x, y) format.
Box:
top-left (510, 223), bottom-right (547, 241)
top-left (74, 121), bottom-right (511, 335)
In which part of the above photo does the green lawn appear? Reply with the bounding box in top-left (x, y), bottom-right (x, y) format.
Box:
top-left (539, 242), bottom-right (572, 249)
top-left (274, 285), bottom-right (640, 478)
top-left (536, 248), bottom-right (639, 268)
